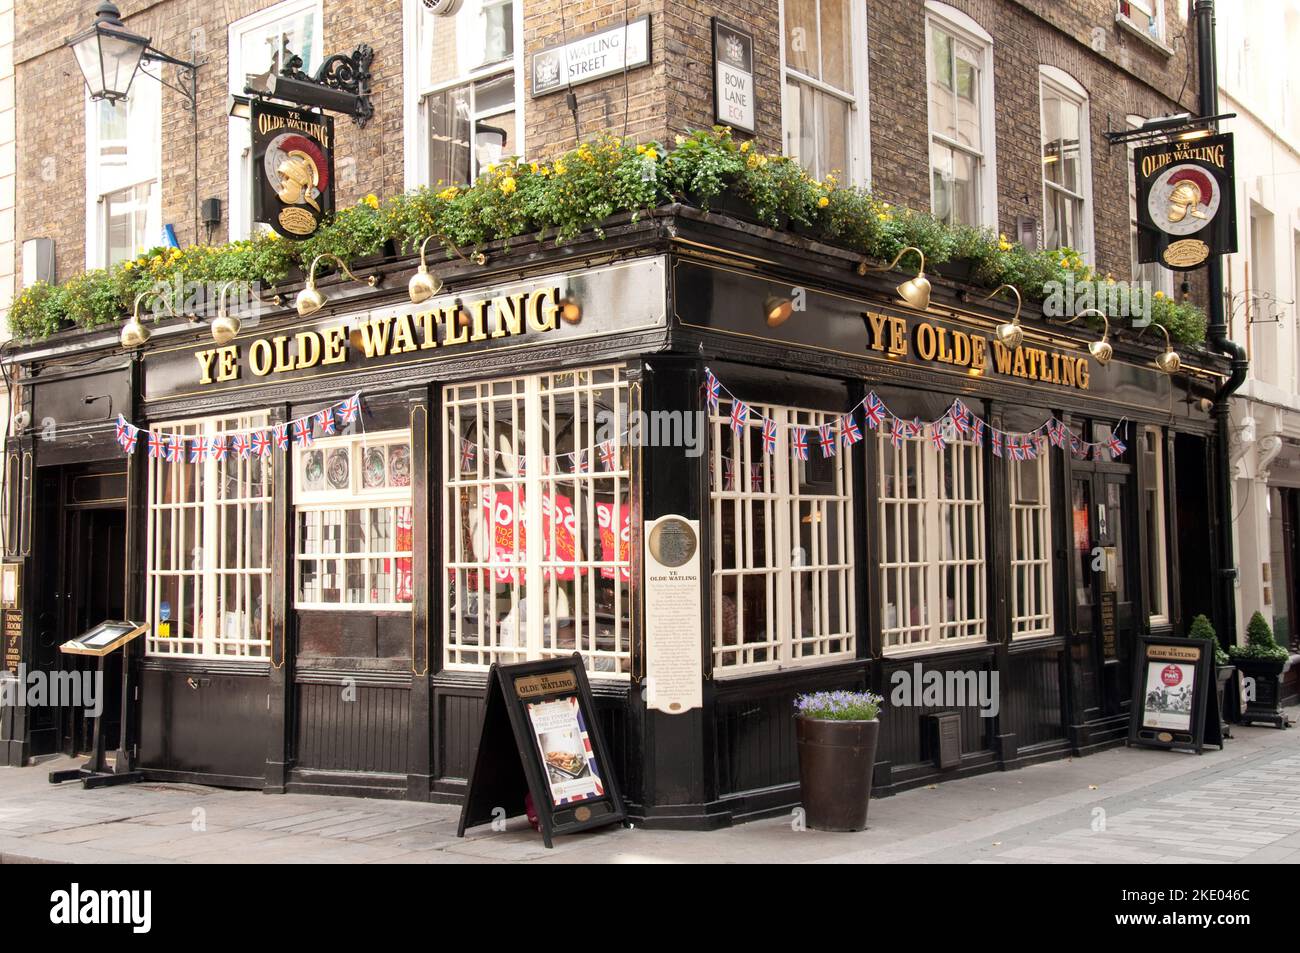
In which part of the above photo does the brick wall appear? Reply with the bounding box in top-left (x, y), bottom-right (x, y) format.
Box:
top-left (13, 0), bottom-right (1209, 302)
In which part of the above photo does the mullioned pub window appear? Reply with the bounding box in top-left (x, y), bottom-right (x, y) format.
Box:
top-left (709, 398), bottom-right (856, 675)
top-left (294, 430), bottom-right (414, 610)
top-left (443, 365), bottom-right (632, 676)
top-left (1010, 437), bottom-right (1054, 638)
top-left (146, 414), bottom-right (273, 659)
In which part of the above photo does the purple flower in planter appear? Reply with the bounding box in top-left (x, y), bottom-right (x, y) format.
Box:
top-left (795, 689), bottom-right (883, 721)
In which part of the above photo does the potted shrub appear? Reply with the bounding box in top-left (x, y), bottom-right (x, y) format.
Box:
top-left (1188, 613), bottom-right (1233, 737)
top-left (1230, 611), bottom-right (1293, 729)
top-left (794, 689), bottom-right (883, 831)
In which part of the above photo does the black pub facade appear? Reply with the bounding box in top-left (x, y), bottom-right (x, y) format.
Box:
top-left (0, 209), bottom-right (1229, 826)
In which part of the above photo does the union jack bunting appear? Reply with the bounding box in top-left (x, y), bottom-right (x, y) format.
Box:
top-left (231, 434), bottom-right (251, 459)
top-left (275, 424), bottom-right (290, 451)
top-left (761, 417), bottom-right (778, 455)
top-left (972, 417), bottom-right (986, 447)
top-left (729, 400), bottom-right (750, 437)
top-left (114, 416), bottom-right (139, 453)
top-left (209, 437), bottom-right (228, 462)
top-left (750, 463), bottom-right (765, 492)
top-left (1047, 420), bottom-right (1064, 448)
top-left (165, 434), bottom-right (184, 463)
top-left (252, 431), bottom-right (272, 457)
top-left (817, 423), bottom-right (837, 457)
top-left (705, 370), bottom-right (722, 414)
top-left (573, 450), bottom-right (589, 474)
top-left (841, 413), bottom-right (863, 447)
top-left (338, 394), bottom-right (362, 424)
top-left (459, 439), bottom-right (476, 471)
top-left (929, 423), bottom-right (946, 452)
top-left (721, 458), bottom-right (735, 491)
top-left (1009, 437), bottom-right (1027, 462)
top-left (951, 399), bottom-right (971, 435)
top-left (908, 418), bottom-right (922, 438)
top-left (189, 438), bottom-right (207, 463)
top-left (992, 430), bottom-right (1004, 458)
top-left (890, 417), bottom-right (906, 449)
top-left (315, 408), bottom-right (336, 436)
top-left (599, 440), bottom-right (618, 471)
top-left (293, 418), bottom-right (314, 447)
top-left (1025, 437), bottom-right (1039, 460)
top-left (863, 392), bottom-right (886, 429)
top-left (1108, 431), bottom-right (1126, 459)
top-left (147, 431), bottom-right (167, 460)
top-left (791, 426), bottom-right (809, 461)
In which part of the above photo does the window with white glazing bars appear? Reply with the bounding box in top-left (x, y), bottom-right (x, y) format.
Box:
top-left (1010, 450), bottom-right (1053, 638)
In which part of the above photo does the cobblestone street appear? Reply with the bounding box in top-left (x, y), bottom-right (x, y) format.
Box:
top-left (1, 714), bottom-right (1296, 864)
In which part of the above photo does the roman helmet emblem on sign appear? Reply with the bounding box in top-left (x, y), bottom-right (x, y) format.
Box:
top-left (1165, 168), bottom-right (1212, 223)
top-left (265, 133), bottom-right (330, 214)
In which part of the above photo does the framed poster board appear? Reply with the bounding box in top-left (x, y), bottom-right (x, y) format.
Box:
top-left (59, 621), bottom-right (147, 658)
top-left (1128, 635), bottom-right (1221, 753)
top-left (458, 655), bottom-right (625, 848)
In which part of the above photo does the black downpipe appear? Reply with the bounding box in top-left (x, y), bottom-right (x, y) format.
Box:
top-left (1195, 0), bottom-right (1248, 642)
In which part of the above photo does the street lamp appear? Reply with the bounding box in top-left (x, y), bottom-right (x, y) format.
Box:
top-left (66, 2), bottom-right (202, 241)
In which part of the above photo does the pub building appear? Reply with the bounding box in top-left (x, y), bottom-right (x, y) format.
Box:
top-left (0, 207), bottom-right (1230, 826)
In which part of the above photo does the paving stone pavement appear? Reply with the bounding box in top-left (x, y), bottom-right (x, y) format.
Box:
top-left (0, 713), bottom-right (1297, 864)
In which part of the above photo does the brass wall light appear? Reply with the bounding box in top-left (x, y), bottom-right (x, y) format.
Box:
top-left (408, 234), bottom-right (488, 305)
top-left (210, 280), bottom-right (241, 345)
top-left (858, 245), bottom-right (930, 310)
top-left (1141, 322), bottom-right (1182, 374)
top-left (1060, 308), bottom-right (1113, 365)
top-left (763, 295), bottom-right (793, 327)
top-left (558, 298), bottom-right (582, 323)
top-left (119, 292), bottom-right (154, 348)
top-left (297, 254), bottom-right (379, 317)
top-left (983, 284), bottom-right (1024, 350)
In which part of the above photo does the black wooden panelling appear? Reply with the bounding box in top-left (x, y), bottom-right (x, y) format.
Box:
top-left (294, 682), bottom-right (409, 774)
top-left (437, 691), bottom-right (486, 782)
top-left (139, 668), bottom-right (270, 781)
top-left (1006, 645), bottom-right (1067, 749)
top-left (879, 652), bottom-right (997, 768)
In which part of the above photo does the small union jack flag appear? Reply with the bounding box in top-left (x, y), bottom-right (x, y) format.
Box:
top-left (252, 430), bottom-right (272, 457)
top-left (231, 434), bottom-right (251, 460)
top-left (1008, 436), bottom-right (1026, 462)
top-left (210, 437), bottom-right (228, 462)
top-left (908, 418), bottom-right (922, 438)
top-left (1025, 437), bottom-right (1039, 460)
top-left (721, 458), bottom-right (734, 490)
top-left (275, 424), bottom-right (290, 451)
top-left (338, 394), bottom-right (362, 424)
top-left (750, 463), bottom-right (765, 492)
top-left (189, 438), bottom-right (207, 463)
top-left (729, 400), bottom-right (750, 436)
top-left (316, 408), bottom-right (336, 436)
top-left (115, 416), bottom-right (139, 453)
top-left (599, 440), bottom-right (618, 471)
top-left (972, 417), bottom-right (986, 447)
top-left (573, 450), bottom-right (589, 474)
top-left (863, 392), bottom-right (886, 429)
top-left (1047, 419), bottom-right (1064, 448)
top-left (459, 439), bottom-right (476, 471)
top-left (818, 423), bottom-right (837, 457)
top-left (890, 417), bottom-right (906, 449)
top-left (791, 426), bottom-right (809, 461)
top-left (1108, 431), bottom-right (1126, 459)
top-left (705, 370), bottom-right (722, 414)
top-left (992, 430), bottom-right (1004, 458)
top-left (761, 417), bottom-right (778, 455)
top-left (293, 418), bottom-right (314, 447)
top-left (841, 413), bottom-right (863, 447)
top-left (164, 434), bottom-right (183, 463)
top-left (147, 431), bottom-right (167, 459)
top-left (930, 423), bottom-right (947, 452)
top-left (951, 399), bottom-right (971, 435)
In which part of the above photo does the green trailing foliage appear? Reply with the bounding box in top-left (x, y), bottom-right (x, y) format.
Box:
top-left (7, 126), bottom-right (1211, 347)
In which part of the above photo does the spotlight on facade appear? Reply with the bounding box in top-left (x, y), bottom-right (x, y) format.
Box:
top-left (858, 245), bottom-right (930, 311)
top-left (1063, 308), bottom-right (1114, 365)
top-left (119, 293), bottom-right (153, 348)
top-left (1153, 323), bottom-right (1181, 374)
top-left (210, 281), bottom-right (241, 345)
top-left (408, 235), bottom-right (445, 305)
top-left (297, 254), bottom-right (379, 317)
top-left (983, 283), bottom-right (1024, 350)
top-left (559, 298), bottom-right (582, 323)
top-left (763, 295), bottom-right (793, 327)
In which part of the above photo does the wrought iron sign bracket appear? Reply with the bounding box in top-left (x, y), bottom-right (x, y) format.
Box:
top-left (255, 44), bottom-right (374, 127)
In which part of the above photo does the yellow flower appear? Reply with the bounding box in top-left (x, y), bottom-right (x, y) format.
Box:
top-left (643, 147), bottom-right (657, 161)
top-left (438, 186), bottom-right (459, 201)
top-left (123, 260), bottom-right (134, 271)
top-left (878, 212), bottom-right (891, 221)
top-left (818, 196), bottom-right (830, 208)
top-left (554, 160), bottom-right (568, 175)
top-left (1060, 257), bottom-right (1069, 267)
top-left (529, 161), bottom-right (539, 173)
top-left (1154, 290), bottom-right (1164, 299)
top-left (362, 194), bottom-right (379, 209)
top-left (740, 141), bottom-right (751, 152)
top-left (499, 176), bottom-right (517, 195)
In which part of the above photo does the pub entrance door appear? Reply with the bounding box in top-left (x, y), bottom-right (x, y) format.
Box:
top-left (1068, 427), bottom-right (1137, 743)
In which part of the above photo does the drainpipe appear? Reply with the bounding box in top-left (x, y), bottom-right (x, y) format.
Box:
top-left (1195, 0), bottom-right (1249, 643)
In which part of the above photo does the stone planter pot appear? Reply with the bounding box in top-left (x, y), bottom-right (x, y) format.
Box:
top-left (1232, 656), bottom-right (1291, 729)
top-left (796, 716), bottom-right (880, 831)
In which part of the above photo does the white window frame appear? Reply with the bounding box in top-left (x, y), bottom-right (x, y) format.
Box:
top-left (1117, 0), bottom-right (1167, 45)
top-left (1142, 425), bottom-right (1170, 625)
top-left (442, 365), bottom-right (632, 678)
top-left (293, 429), bottom-right (414, 611)
top-left (226, 0), bottom-right (323, 241)
top-left (402, 0), bottom-right (526, 191)
top-left (878, 426), bottom-right (986, 655)
top-left (84, 64), bottom-right (161, 269)
top-left (709, 399), bottom-right (856, 677)
top-left (777, 0), bottom-right (872, 186)
top-left (146, 413), bottom-right (273, 660)
top-left (924, 2), bottom-right (997, 228)
top-left (1010, 449), bottom-right (1053, 639)
top-left (1039, 66), bottom-right (1094, 262)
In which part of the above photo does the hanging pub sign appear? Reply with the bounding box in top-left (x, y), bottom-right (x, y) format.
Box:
top-left (1128, 635), bottom-right (1222, 754)
top-left (1134, 132), bottom-right (1236, 270)
top-left (252, 99), bottom-right (335, 239)
top-left (458, 656), bottom-right (625, 848)
top-left (712, 18), bottom-right (755, 134)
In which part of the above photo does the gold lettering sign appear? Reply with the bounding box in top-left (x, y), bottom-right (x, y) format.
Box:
top-left (1147, 644), bottom-right (1202, 662)
top-left (195, 286), bottom-right (563, 385)
top-left (514, 671), bottom-right (579, 699)
top-left (862, 311), bottom-right (1091, 390)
